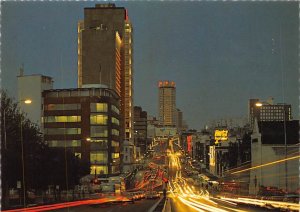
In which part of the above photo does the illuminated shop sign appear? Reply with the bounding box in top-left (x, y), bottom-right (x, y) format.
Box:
top-left (214, 130), bottom-right (228, 143)
top-left (187, 135), bottom-right (192, 152)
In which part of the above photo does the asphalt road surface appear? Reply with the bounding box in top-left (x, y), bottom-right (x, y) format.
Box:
top-left (53, 198), bottom-right (161, 212)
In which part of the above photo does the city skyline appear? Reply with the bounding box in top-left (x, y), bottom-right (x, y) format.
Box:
top-left (2, 1), bottom-right (298, 130)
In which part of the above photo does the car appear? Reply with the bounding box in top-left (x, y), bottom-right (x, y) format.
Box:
top-left (124, 192), bottom-right (139, 201)
top-left (135, 191), bottom-right (145, 199)
top-left (145, 191), bottom-right (160, 199)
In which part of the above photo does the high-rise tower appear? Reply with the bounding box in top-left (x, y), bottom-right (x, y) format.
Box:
top-left (158, 81), bottom-right (176, 126)
top-left (78, 3), bottom-right (134, 146)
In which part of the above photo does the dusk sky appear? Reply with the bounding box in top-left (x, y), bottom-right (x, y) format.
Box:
top-left (2, 1), bottom-right (298, 130)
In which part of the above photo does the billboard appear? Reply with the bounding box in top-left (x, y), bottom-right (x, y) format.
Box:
top-left (214, 130), bottom-right (228, 142)
top-left (187, 135), bottom-right (192, 152)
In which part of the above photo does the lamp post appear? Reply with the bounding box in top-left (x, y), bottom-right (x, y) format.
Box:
top-left (19, 98), bottom-right (32, 208)
top-left (255, 101), bottom-right (288, 193)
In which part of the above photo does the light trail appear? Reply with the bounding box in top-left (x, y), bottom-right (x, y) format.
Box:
top-left (168, 138), bottom-right (250, 212)
top-left (177, 196), bottom-right (206, 212)
top-left (238, 197), bottom-right (300, 211)
top-left (220, 206), bottom-right (248, 212)
top-left (221, 196), bottom-right (300, 211)
top-left (231, 155), bottom-right (300, 174)
top-left (178, 196), bottom-right (227, 212)
top-left (220, 197), bottom-right (266, 207)
top-left (209, 196), bottom-right (237, 206)
top-left (3, 196), bottom-right (131, 212)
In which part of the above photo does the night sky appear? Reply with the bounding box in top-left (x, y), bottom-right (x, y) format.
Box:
top-left (2, 1), bottom-right (299, 130)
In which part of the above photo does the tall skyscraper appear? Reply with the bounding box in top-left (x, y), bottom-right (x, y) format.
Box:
top-left (158, 80), bottom-right (176, 126)
top-left (78, 3), bottom-right (134, 147)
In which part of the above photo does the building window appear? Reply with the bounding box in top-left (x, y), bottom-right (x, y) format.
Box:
top-left (47, 140), bottom-right (81, 147)
top-left (90, 165), bottom-right (108, 175)
top-left (90, 139), bottom-right (108, 150)
top-left (112, 117), bottom-right (120, 125)
top-left (44, 116), bottom-right (81, 123)
top-left (112, 129), bottom-right (119, 136)
top-left (111, 140), bottom-right (119, 147)
top-left (45, 104), bottom-right (81, 111)
top-left (90, 151), bottom-right (108, 163)
top-left (90, 114), bottom-right (108, 125)
top-left (111, 165), bottom-right (120, 174)
top-left (90, 126), bottom-right (108, 137)
top-left (45, 128), bottom-right (81, 135)
top-left (75, 152), bottom-right (81, 159)
top-left (112, 153), bottom-right (120, 159)
top-left (91, 103), bottom-right (108, 112)
top-left (111, 105), bottom-right (120, 114)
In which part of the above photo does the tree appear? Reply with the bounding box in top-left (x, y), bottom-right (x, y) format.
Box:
top-left (1, 91), bottom-right (90, 209)
top-left (1, 91), bottom-right (45, 208)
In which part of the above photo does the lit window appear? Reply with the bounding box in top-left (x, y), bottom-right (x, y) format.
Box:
top-left (90, 151), bottom-right (108, 163)
top-left (44, 116), bottom-right (81, 123)
top-left (112, 129), bottom-right (119, 136)
top-left (90, 114), bottom-right (108, 125)
top-left (90, 165), bottom-right (108, 175)
top-left (112, 117), bottom-right (120, 125)
top-left (111, 140), bottom-right (119, 147)
top-left (91, 103), bottom-right (108, 112)
top-left (75, 152), bottom-right (81, 158)
top-left (47, 140), bottom-right (81, 147)
top-left (112, 153), bottom-right (120, 159)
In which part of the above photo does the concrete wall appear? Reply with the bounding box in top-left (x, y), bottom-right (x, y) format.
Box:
top-left (250, 133), bottom-right (299, 194)
top-left (18, 75), bottom-right (53, 130)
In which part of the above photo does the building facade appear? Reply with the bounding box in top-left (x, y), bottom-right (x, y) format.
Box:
top-left (42, 88), bottom-right (121, 175)
top-left (133, 106), bottom-right (147, 154)
top-left (18, 71), bottom-right (53, 130)
top-left (249, 120), bottom-right (299, 194)
top-left (78, 4), bottom-right (134, 164)
top-left (248, 98), bottom-right (292, 129)
top-left (158, 81), bottom-right (176, 127)
top-left (176, 108), bottom-right (183, 132)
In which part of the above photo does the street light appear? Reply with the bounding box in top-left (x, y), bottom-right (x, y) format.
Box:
top-left (19, 98), bottom-right (32, 208)
top-left (255, 101), bottom-right (288, 193)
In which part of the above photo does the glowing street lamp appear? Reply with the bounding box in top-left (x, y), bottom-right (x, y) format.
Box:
top-left (24, 99), bottom-right (32, 104)
top-left (255, 102), bottom-right (263, 107)
top-left (19, 98), bottom-right (32, 208)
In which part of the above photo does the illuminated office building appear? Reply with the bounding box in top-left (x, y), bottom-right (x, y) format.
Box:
top-left (158, 81), bottom-right (176, 126)
top-left (248, 98), bottom-right (292, 129)
top-left (78, 4), bottom-right (134, 148)
top-left (42, 88), bottom-right (121, 175)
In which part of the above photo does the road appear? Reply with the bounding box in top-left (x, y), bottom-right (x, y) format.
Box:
top-left (48, 137), bottom-right (299, 212)
top-left (165, 138), bottom-right (278, 212)
top-left (54, 198), bottom-right (161, 212)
